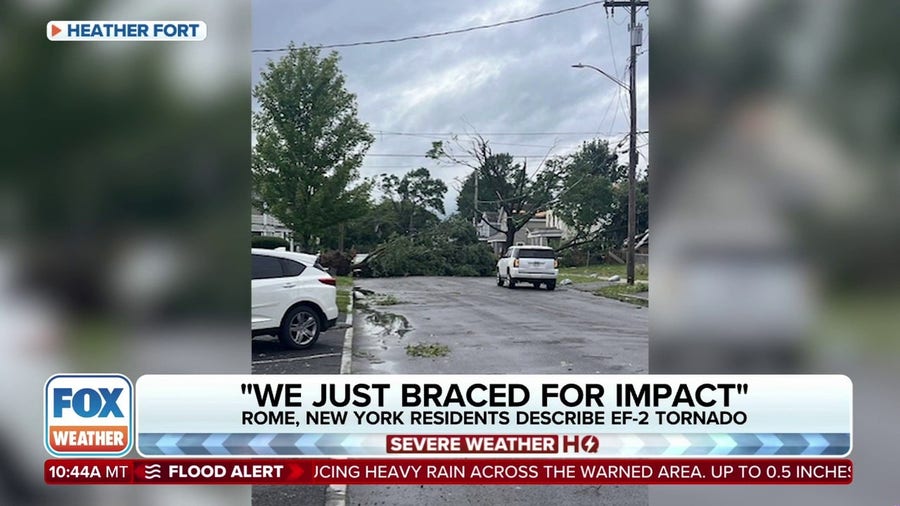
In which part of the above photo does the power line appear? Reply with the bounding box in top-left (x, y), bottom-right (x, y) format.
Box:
top-left (366, 153), bottom-right (548, 158)
top-left (372, 130), bottom-right (621, 137)
top-left (373, 131), bottom-right (570, 149)
top-left (252, 1), bottom-right (604, 53)
top-left (605, 14), bottom-right (620, 77)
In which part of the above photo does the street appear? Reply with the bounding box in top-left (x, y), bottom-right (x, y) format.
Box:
top-left (350, 276), bottom-right (648, 505)
top-left (251, 324), bottom-right (347, 506)
top-left (352, 277), bottom-right (648, 375)
top-left (248, 277), bottom-right (649, 505)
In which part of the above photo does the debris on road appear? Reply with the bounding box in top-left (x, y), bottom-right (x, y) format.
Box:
top-left (405, 343), bottom-right (450, 358)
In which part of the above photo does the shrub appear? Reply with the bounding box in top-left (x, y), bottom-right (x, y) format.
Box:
top-left (251, 235), bottom-right (289, 250)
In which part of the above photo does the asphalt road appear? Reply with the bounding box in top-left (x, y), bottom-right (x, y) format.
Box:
top-left (352, 277), bottom-right (648, 375)
top-left (251, 326), bottom-right (347, 375)
top-left (251, 323), bottom-right (347, 506)
top-left (350, 277), bottom-right (649, 506)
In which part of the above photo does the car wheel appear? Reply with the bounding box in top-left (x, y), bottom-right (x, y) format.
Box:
top-left (279, 304), bottom-right (321, 349)
top-left (507, 270), bottom-right (517, 289)
top-left (497, 272), bottom-right (504, 286)
top-left (546, 281), bottom-right (556, 291)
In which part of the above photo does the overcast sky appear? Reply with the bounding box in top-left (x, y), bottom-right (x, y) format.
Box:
top-left (252, 0), bottom-right (648, 214)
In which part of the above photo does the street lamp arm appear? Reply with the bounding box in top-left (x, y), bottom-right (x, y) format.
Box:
top-left (571, 63), bottom-right (630, 91)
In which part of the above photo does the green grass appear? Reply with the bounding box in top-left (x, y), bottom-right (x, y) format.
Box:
top-left (335, 276), bottom-right (353, 312)
top-left (406, 343), bottom-right (450, 358)
top-left (593, 282), bottom-right (649, 306)
top-left (558, 264), bottom-right (648, 283)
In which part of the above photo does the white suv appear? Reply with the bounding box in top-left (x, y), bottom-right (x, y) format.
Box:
top-left (251, 248), bottom-right (339, 349)
top-left (497, 246), bottom-right (559, 290)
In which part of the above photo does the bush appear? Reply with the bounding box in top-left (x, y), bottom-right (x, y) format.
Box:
top-left (251, 235), bottom-right (289, 250)
top-left (318, 250), bottom-right (354, 276)
top-left (454, 265), bottom-right (480, 277)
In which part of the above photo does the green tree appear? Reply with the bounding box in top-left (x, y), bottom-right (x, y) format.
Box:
top-left (366, 216), bottom-right (496, 277)
top-left (455, 168), bottom-right (506, 223)
top-left (378, 167), bottom-right (448, 235)
top-left (337, 200), bottom-right (394, 251)
top-left (552, 139), bottom-right (625, 250)
top-left (606, 174), bottom-right (649, 251)
top-left (428, 136), bottom-right (563, 253)
top-left (252, 44), bottom-right (373, 250)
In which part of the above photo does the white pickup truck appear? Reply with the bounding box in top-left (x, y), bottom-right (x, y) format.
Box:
top-left (497, 246), bottom-right (559, 290)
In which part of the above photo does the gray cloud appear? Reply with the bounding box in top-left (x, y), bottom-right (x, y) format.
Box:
top-left (253, 0), bottom-right (648, 213)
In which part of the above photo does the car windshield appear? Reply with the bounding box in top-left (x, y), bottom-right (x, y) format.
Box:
top-left (518, 249), bottom-right (555, 259)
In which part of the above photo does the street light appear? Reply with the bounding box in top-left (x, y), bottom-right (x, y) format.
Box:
top-left (571, 63), bottom-right (629, 91)
top-left (572, 61), bottom-right (638, 285)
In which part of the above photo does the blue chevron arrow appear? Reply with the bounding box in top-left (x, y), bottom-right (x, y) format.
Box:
top-left (755, 433), bottom-right (783, 455)
top-left (157, 433), bottom-right (185, 456)
top-left (138, 433), bottom-right (164, 455)
top-left (775, 433), bottom-right (809, 455)
top-left (202, 433), bottom-right (230, 455)
top-left (249, 434), bottom-right (277, 455)
top-left (177, 433), bottom-right (212, 455)
top-left (295, 433), bottom-right (323, 455)
top-left (821, 433), bottom-right (850, 455)
top-left (709, 434), bottom-right (737, 455)
top-left (729, 433), bottom-right (763, 455)
top-left (222, 433), bottom-right (256, 455)
top-left (801, 433), bottom-right (829, 455)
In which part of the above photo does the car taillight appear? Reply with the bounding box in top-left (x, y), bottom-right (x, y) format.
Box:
top-left (513, 259), bottom-right (519, 267)
top-left (554, 259), bottom-right (559, 268)
top-left (319, 277), bottom-right (336, 286)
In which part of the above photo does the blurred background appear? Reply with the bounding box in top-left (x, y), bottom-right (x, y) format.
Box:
top-left (650, 0), bottom-right (898, 504)
top-left (0, 0), bottom-right (249, 505)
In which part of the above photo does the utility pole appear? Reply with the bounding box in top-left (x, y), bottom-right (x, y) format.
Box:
top-left (473, 168), bottom-right (479, 226)
top-left (604, 0), bottom-right (646, 285)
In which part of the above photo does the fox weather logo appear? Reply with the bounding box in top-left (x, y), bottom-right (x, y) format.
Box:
top-left (44, 374), bottom-right (133, 457)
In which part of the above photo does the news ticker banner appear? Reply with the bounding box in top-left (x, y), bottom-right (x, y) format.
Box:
top-left (44, 458), bottom-right (853, 486)
top-left (132, 374), bottom-right (851, 458)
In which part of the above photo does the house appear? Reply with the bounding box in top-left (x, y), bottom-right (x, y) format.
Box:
top-left (543, 209), bottom-right (574, 238)
top-left (480, 209), bottom-right (565, 255)
top-left (251, 206), bottom-right (294, 250)
top-left (474, 211), bottom-right (500, 240)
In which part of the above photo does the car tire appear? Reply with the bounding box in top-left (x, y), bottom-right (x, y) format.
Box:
top-left (279, 304), bottom-right (322, 349)
top-left (497, 272), bottom-right (504, 286)
top-left (507, 270), bottom-right (517, 289)
top-left (546, 281), bottom-right (556, 291)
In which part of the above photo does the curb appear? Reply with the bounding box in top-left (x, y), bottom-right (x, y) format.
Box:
top-left (339, 293), bottom-right (354, 374)
top-left (325, 290), bottom-right (354, 506)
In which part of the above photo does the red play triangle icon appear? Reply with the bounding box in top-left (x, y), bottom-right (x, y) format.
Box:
top-left (51, 24), bottom-right (61, 37)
